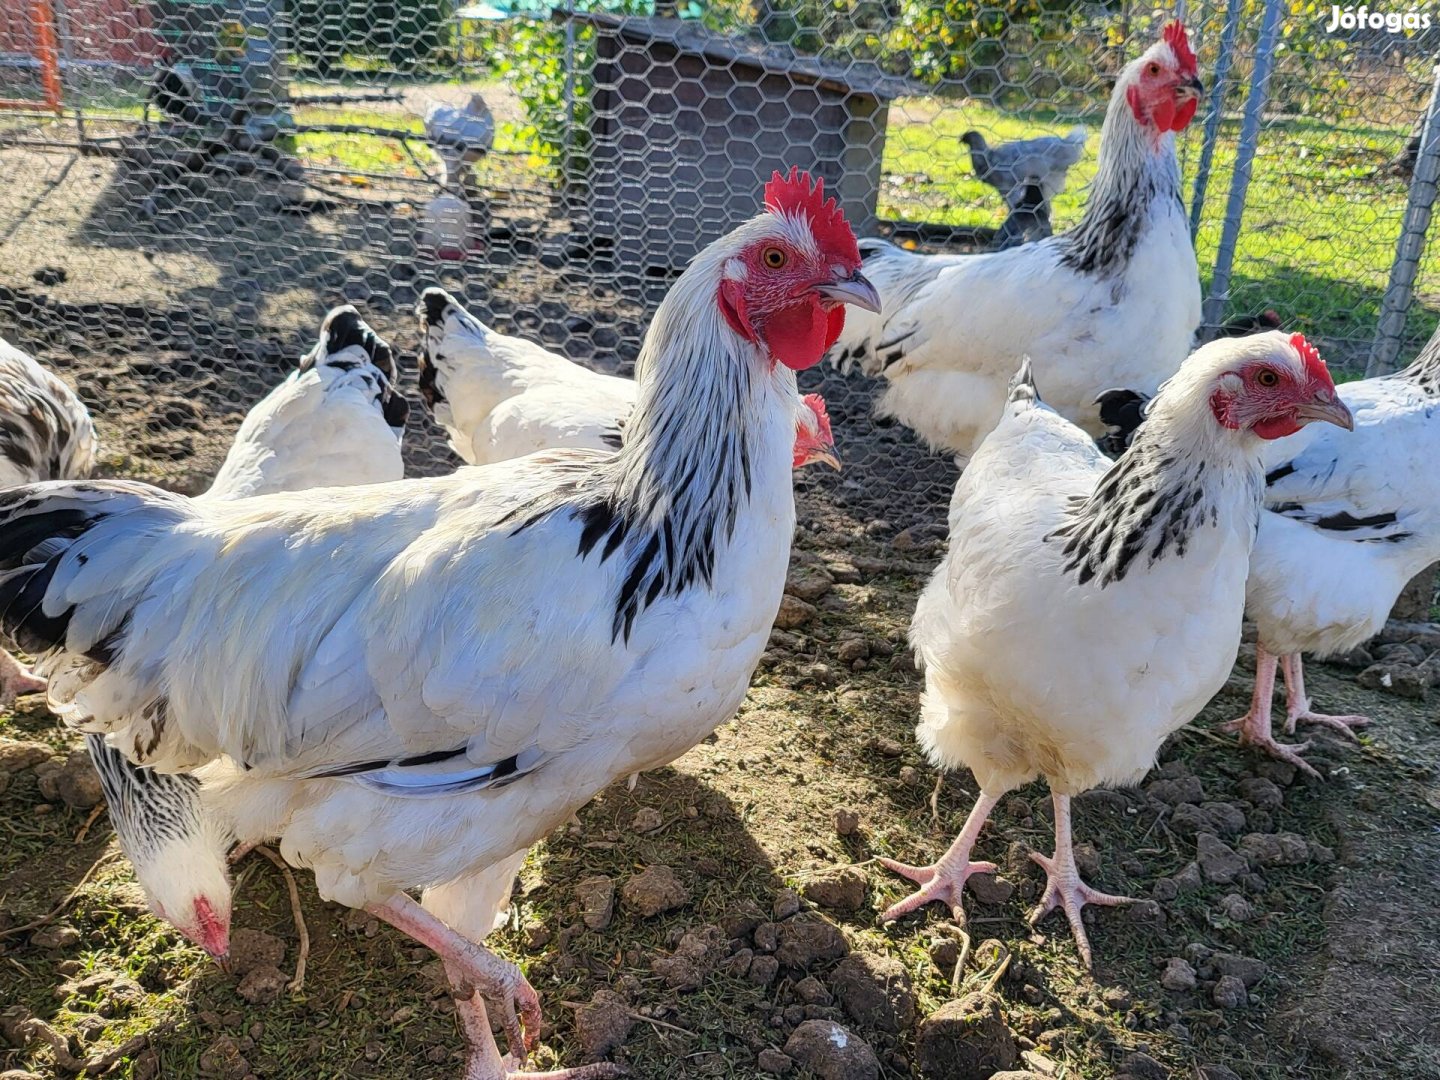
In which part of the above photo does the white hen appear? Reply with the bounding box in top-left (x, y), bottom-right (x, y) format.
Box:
top-left (830, 23), bottom-right (1202, 459)
top-left (424, 92), bottom-right (495, 192)
top-left (417, 287), bottom-right (841, 476)
top-left (417, 289), bottom-right (637, 465)
top-left (1226, 331), bottom-right (1440, 776)
top-left (85, 304), bottom-right (409, 960)
top-left (0, 169), bottom-right (877, 1080)
top-left (896, 332), bottom-right (1350, 966)
top-left (0, 334), bottom-right (95, 702)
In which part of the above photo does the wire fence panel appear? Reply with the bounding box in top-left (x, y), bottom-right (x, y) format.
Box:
top-left (0, 0), bottom-right (1437, 528)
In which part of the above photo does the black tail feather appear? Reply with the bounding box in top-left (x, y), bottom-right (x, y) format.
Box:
top-left (1095, 388), bottom-right (1150, 457)
top-left (0, 553), bottom-right (72, 654)
top-left (0, 506), bottom-right (94, 572)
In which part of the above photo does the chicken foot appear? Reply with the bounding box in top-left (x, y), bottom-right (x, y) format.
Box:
top-left (452, 988), bottom-right (626, 1080)
top-left (0, 647), bottom-right (45, 706)
top-left (1279, 653), bottom-right (1371, 740)
top-left (369, 894), bottom-right (623, 1080)
top-left (1221, 644), bottom-right (1324, 778)
top-left (1028, 793), bottom-right (1134, 969)
top-left (879, 790), bottom-right (1001, 922)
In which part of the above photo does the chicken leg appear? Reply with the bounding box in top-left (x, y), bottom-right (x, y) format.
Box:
top-left (368, 894), bottom-right (625, 1080)
top-left (879, 790), bottom-right (1001, 922)
top-left (1028, 793), bottom-right (1134, 969)
top-left (0, 648), bottom-right (45, 707)
top-left (1221, 644), bottom-right (1325, 778)
top-left (1279, 653), bottom-right (1371, 740)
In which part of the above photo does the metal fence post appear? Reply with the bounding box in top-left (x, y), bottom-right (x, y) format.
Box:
top-left (1189, 0), bottom-right (1242, 238)
top-left (1199, 0), bottom-right (1283, 341)
top-left (1367, 61), bottom-right (1440, 376)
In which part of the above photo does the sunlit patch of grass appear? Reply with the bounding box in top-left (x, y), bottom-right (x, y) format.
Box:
top-left (881, 99), bottom-right (1440, 370)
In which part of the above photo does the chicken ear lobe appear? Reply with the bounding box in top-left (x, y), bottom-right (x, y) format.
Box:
top-left (718, 280), bottom-right (757, 343)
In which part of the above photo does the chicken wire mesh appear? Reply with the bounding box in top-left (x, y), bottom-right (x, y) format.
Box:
top-left (0, 0), bottom-right (1436, 526)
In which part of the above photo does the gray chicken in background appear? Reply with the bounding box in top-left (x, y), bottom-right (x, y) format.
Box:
top-left (961, 126), bottom-right (1088, 215)
top-left (990, 181), bottom-right (1051, 249)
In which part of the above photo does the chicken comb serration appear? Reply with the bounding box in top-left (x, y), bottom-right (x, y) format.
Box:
top-left (800, 392), bottom-right (832, 437)
top-left (764, 167), bottom-right (860, 263)
top-left (1163, 21), bottom-right (1197, 73)
top-left (1289, 332), bottom-right (1330, 383)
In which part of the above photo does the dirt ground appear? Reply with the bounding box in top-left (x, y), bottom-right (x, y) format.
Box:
top-left (1, 136), bottom-right (1440, 1080)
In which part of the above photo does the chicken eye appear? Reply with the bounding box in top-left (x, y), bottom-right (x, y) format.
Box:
top-left (762, 247), bottom-right (787, 269)
top-left (1256, 369), bottom-right (1280, 387)
top-left (1147, 62), bottom-right (1161, 76)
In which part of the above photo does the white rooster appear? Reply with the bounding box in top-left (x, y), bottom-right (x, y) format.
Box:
top-left (85, 304), bottom-right (409, 960)
top-left (0, 169), bottom-right (877, 1080)
top-left (894, 332), bottom-right (1351, 966)
top-left (0, 335), bottom-right (95, 703)
top-left (830, 22), bottom-right (1203, 459)
top-left (1225, 330), bottom-right (1440, 776)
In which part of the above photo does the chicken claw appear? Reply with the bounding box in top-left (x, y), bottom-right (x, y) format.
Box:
top-left (1222, 645), bottom-right (1325, 778)
top-left (0, 649), bottom-right (45, 707)
top-left (879, 855), bottom-right (999, 922)
top-left (1280, 654), bottom-right (1371, 739)
top-left (1028, 794), bottom-right (1134, 968)
top-left (370, 893), bottom-right (547, 1072)
top-left (878, 790), bottom-right (1001, 923)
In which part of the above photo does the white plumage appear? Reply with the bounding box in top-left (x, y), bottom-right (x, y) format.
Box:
top-left (0, 173), bottom-right (874, 1079)
top-left (417, 288), bottom-right (636, 465)
top-left (424, 92), bottom-right (495, 191)
top-left (830, 24), bottom-right (1203, 460)
top-left (0, 334), bottom-right (95, 702)
top-left (1228, 332), bottom-right (1440, 775)
top-left (0, 335), bottom-right (96, 487)
top-left (416, 288), bottom-right (841, 478)
top-left (895, 331), bottom-right (1350, 966)
top-left (88, 304), bottom-right (409, 960)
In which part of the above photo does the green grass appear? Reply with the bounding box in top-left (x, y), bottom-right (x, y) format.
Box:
top-left (28, 75), bottom-right (1440, 369)
top-left (880, 98), bottom-right (1439, 370)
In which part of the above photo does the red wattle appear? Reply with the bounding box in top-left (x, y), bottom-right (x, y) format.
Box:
top-left (1151, 95), bottom-right (1176, 132)
top-left (763, 298), bottom-right (830, 371)
top-left (824, 306), bottom-right (846, 351)
top-left (1252, 414), bottom-right (1303, 440)
top-left (1171, 97), bottom-right (1198, 131)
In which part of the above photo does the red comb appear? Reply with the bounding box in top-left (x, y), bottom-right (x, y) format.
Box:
top-left (764, 167), bottom-right (860, 264)
top-left (1163, 21), bottom-right (1197, 73)
top-left (801, 392), bottom-right (830, 426)
top-left (1290, 332), bottom-right (1331, 384)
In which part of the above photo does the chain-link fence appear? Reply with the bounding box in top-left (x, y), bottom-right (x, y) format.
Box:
top-left (0, 0), bottom-right (1438, 525)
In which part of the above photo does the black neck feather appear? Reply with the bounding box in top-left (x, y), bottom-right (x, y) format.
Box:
top-left (1049, 440), bottom-right (1224, 588)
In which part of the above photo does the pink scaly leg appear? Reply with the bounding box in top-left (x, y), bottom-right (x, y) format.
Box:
top-left (1028, 793), bottom-right (1134, 969)
top-left (369, 894), bottom-right (626, 1080)
top-left (451, 985), bottom-right (627, 1080)
top-left (0, 648), bottom-right (46, 707)
top-left (228, 840), bottom-right (259, 865)
top-left (1219, 645), bottom-right (1321, 778)
top-left (1280, 654), bottom-right (1371, 740)
top-left (879, 789), bottom-right (1001, 922)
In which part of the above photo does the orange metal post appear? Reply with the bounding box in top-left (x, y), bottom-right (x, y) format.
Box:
top-left (0, 0), bottom-right (63, 113)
